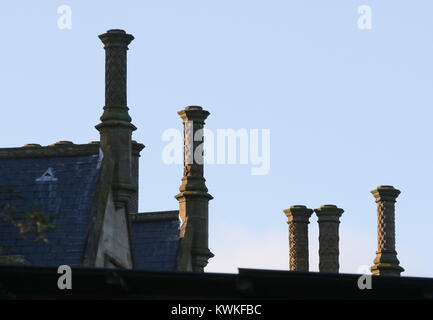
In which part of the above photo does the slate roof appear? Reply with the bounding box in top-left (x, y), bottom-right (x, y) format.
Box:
top-left (131, 211), bottom-right (180, 271)
top-left (0, 153), bottom-right (101, 266)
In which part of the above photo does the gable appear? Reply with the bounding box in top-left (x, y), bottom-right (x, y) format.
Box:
top-left (94, 191), bottom-right (133, 268)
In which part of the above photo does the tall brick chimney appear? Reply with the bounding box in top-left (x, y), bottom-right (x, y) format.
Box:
top-left (175, 106), bottom-right (214, 272)
top-left (370, 185), bottom-right (404, 276)
top-left (96, 29), bottom-right (136, 210)
top-left (283, 205), bottom-right (313, 271)
top-left (315, 204), bottom-right (344, 273)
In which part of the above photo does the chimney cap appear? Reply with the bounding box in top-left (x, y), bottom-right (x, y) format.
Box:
top-left (107, 29), bottom-right (126, 34)
top-left (98, 29), bottom-right (134, 47)
top-left (314, 205), bottom-right (344, 219)
top-left (371, 185), bottom-right (400, 200)
top-left (184, 105), bottom-right (203, 111)
top-left (178, 106), bottom-right (210, 122)
top-left (283, 205), bottom-right (313, 223)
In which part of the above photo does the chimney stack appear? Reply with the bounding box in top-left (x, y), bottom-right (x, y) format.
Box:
top-left (315, 205), bottom-right (344, 273)
top-left (129, 141), bottom-right (145, 213)
top-left (96, 29), bottom-right (136, 210)
top-left (283, 205), bottom-right (313, 271)
top-left (370, 185), bottom-right (404, 276)
top-left (175, 106), bottom-right (214, 272)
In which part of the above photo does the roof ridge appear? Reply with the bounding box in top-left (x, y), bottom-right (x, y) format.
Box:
top-left (0, 143), bottom-right (100, 159)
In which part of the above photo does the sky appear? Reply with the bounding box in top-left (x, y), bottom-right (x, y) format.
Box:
top-left (0, 1), bottom-right (432, 277)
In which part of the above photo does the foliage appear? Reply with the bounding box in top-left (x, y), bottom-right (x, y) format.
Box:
top-left (0, 188), bottom-right (56, 251)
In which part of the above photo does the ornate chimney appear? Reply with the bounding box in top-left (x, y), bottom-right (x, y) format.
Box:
top-left (175, 106), bottom-right (214, 272)
top-left (283, 205), bottom-right (313, 271)
top-left (370, 185), bottom-right (404, 276)
top-left (95, 29), bottom-right (136, 210)
top-left (315, 205), bottom-right (344, 273)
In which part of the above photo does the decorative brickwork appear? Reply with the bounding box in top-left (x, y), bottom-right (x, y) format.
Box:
top-left (175, 106), bottom-right (214, 272)
top-left (283, 206), bottom-right (313, 271)
top-left (315, 205), bottom-right (344, 273)
top-left (96, 29), bottom-right (137, 209)
top-left (370, 185), bottom-right (404, 276)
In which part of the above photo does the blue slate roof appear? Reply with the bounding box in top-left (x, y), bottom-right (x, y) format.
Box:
top-left (131, 214), bottom-right (180, 271)
top-left (0, 154), bottom-right (100, 266)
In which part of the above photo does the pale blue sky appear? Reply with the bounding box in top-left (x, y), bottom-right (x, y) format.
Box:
top-left (1, 1), bottom-right (432, 276)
